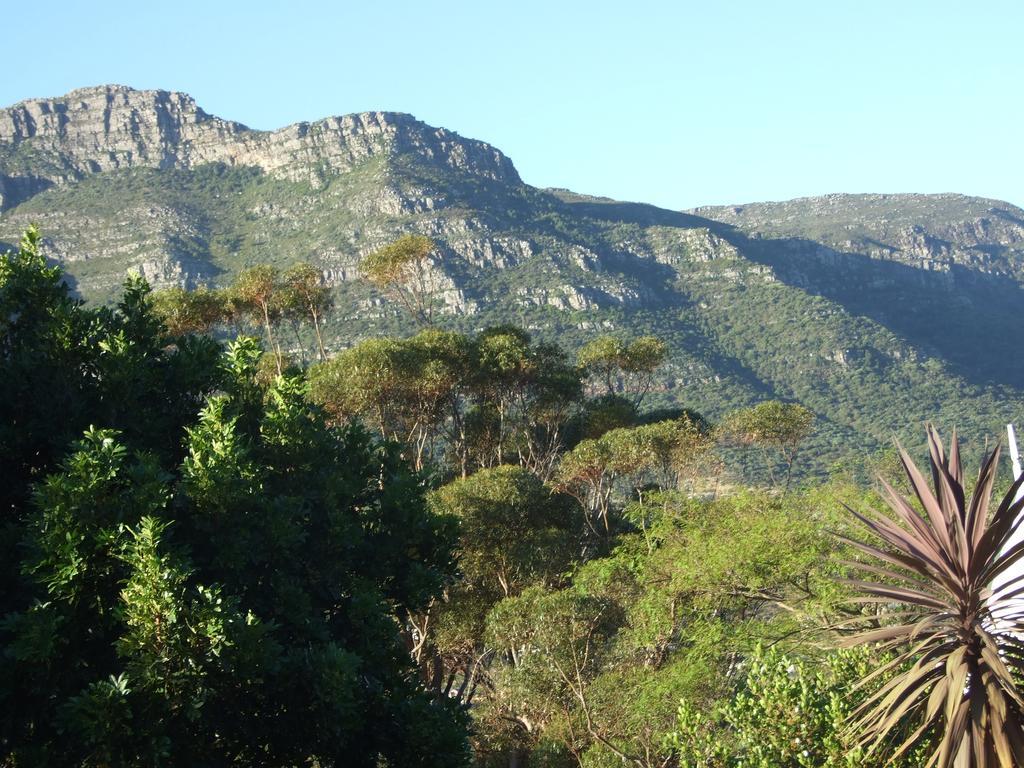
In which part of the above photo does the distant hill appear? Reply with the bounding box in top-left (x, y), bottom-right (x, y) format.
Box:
top-left (2, 85), bottom-right (1022, 471)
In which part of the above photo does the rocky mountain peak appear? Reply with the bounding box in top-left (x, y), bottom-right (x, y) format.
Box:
top-left (0, 85), bottom-right (521, 209)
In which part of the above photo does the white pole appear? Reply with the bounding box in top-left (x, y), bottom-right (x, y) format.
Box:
top-left (990, 424), bottom-right (1024, 633)
top-left (1009, 424), bottom-right (1023, 500)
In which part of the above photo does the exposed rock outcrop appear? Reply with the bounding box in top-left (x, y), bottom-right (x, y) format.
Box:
top-left (0, 85), bottom-right (520, 209)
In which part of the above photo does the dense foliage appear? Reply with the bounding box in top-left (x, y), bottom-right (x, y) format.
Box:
top-left (4, 226), bottom-right (1022, 767)
top-left (0, 229), bottom-right (468, 766)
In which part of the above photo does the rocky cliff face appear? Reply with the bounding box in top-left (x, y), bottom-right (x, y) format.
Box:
top-left (0, 85), bottom-right (519, 209)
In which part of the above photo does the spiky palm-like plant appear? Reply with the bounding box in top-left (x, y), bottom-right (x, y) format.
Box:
top-left (840, 427), bottom-right (1024, 767)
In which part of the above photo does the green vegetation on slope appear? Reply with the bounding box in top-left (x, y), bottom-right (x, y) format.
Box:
top-left (0, 230), bottom-right (468, 766)
top-left (2, 104), bottom-right (1022, 478)
top-left (4, 227), bottom-right (1022, 767)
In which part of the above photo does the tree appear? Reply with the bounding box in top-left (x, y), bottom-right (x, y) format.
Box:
top-left (488, 488), bottom-right (847, 768)
top-left (432, 465), bottom-right (579, 600)
top-left (839, 427), bottom-right (1024, 767)
top-left (572, 393), bottom-right (638, 441)
top-left (620, 336), bottom-right (668, 407)
top-left (281, 262), bottom-right (332, 361)
top-left (485, 587), bottom-right (623, 767)
top-left (721, 400), bottom-right (814, 489)
top-left (410, 467), bottom-right (581, 710)
top-left (555, 416), bottom-right (712, 537)
top-left (151, 286), bottom-right (227, 336)
top-left (469, 326), bottom-right (581, 477)
top-left (361, 234), bottom-right (439, 326)
top-left (665, 646), bottom-right (929, 767)
top-left (577, 335), bottom-right (667, 407)
top-left (554, 437), bottom-right (615, 536)
top-left (308, 337), bottom-right (406, 435)
top-left (307, 330), bottom-right (472, 472)
top-left (400, 330), bottom-right (474, 472)
top-left (0, 236), bottom-right (469, 765)
top-left (230, 265), bottom-right (284, 373)
top-left (1, 230), bottom-right (222, 626)
top-left (310, 326), bottom-right (581, 478)
top-left (1, 340), bottom-right (469, 766)
top-left (578, 336), bottom-right (625, 397)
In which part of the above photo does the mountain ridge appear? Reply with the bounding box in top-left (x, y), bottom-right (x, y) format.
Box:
top-left (1, 85), bottom-right (1021, 471)
top-left (0, 84), bottom-right (520, 211)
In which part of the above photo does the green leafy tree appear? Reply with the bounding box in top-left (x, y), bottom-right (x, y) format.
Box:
top-left (485, 587), bottom-right (623, 767)
top-left (361, 234), bottom-right (439, 326)
top-left (665, 646), bottom-right (930, 767)
top-left (571, 393), bottom-right (638, 441)
top-left (577, 335), bottom-right (667, 407)
top-left (474, 487), bottom-right (848, 768)
top-left (554, 437), bottom-right (615, 536)
top-left (0, 236), bottom-right (469, 765)
top-left (721, 400), bottom-right (815, 488)
top-left (308, 336), bottom-right (408, 436)
top-left (412, 466), bottom-right (581, 709)
top-left (1, 229), bottom-right (221, 623)
top-left (620, 336), bottom-right (668, 406)
top-left (578, 336), bottom-right (625, 397)
top-left (401, 329), bottom-right (475, 472)
top-left (230, 265), bottom-right (284, 373)
top-left (555, 416), bottom-right (712, 537)
top-left (1, 342), bottom-right (468, 766)
top-left (469, 326), bottom-right (581, 477)
top-left (281, 262), bottom-right (332, 361)
top-left (0, 225), bottom-right (92, 532)
top-left (151, 286), bottom-right (227, 336)
top-left (432, 465), bottom-right (580, 600)
top-left (307, 330), bottom-right (472, 471)
top-left (310, 326), bottom-right (581, 478)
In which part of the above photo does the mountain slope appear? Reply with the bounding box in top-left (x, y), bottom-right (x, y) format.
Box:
top-left (1, 85), bottom-right (1021, 471)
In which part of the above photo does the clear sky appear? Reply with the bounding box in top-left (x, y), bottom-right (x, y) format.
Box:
top-left (3, 1), bottom-right (1022, 210)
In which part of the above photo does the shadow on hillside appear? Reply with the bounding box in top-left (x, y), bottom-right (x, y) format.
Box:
top-left (553, 197), bottom-right (731, 232)
top-left (58, 269), bottom-right (81, 296)
top-left (0, 175), bottom-right (57, 212)
top-left (556, 195), bottom-right (1024, 390)
top-left (0, 236), bottom-right (83, 297)
top-left (730, 234), bottom-right (1024, 388)
top-left (546, 197), bottom-right (787, 400)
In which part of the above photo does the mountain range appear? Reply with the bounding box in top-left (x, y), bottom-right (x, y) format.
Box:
top-left (2, 84), bottom-right (1022, 471)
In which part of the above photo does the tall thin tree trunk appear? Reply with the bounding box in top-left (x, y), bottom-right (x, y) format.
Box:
top-left (311, 307), bottom-right (326, 361)
top-left (262, 301), bottom-right (282, 375)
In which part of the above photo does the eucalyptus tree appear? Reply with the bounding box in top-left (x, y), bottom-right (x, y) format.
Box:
top-left (307, 330), bottom-right (472, 471)
top-left (309, 326), bottom-right (581, 477)
top-left (151, 286), bottom-right (227, 336)
top-left (230, 264), bottom-right (284, 373)
top-left (720, 400), bottom-right (815, 488)
top-left (469, 326), bottom-right (581, 477)
top-left (577, 335), bottom-right (667, 407)
top-left (281, 262), bottom-right (332, 361)
top-left (412, 466), bottom-right (581, 709)
top-left (482, 487), bottom-right (847, 768)
top-left (361, 234), bottom-right (439, 326)
top-left (555, 416), bottom-right (712, 537)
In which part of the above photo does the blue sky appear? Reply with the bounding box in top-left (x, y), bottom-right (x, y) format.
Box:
top-left (4, 1), bottom-right (1022, 210)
